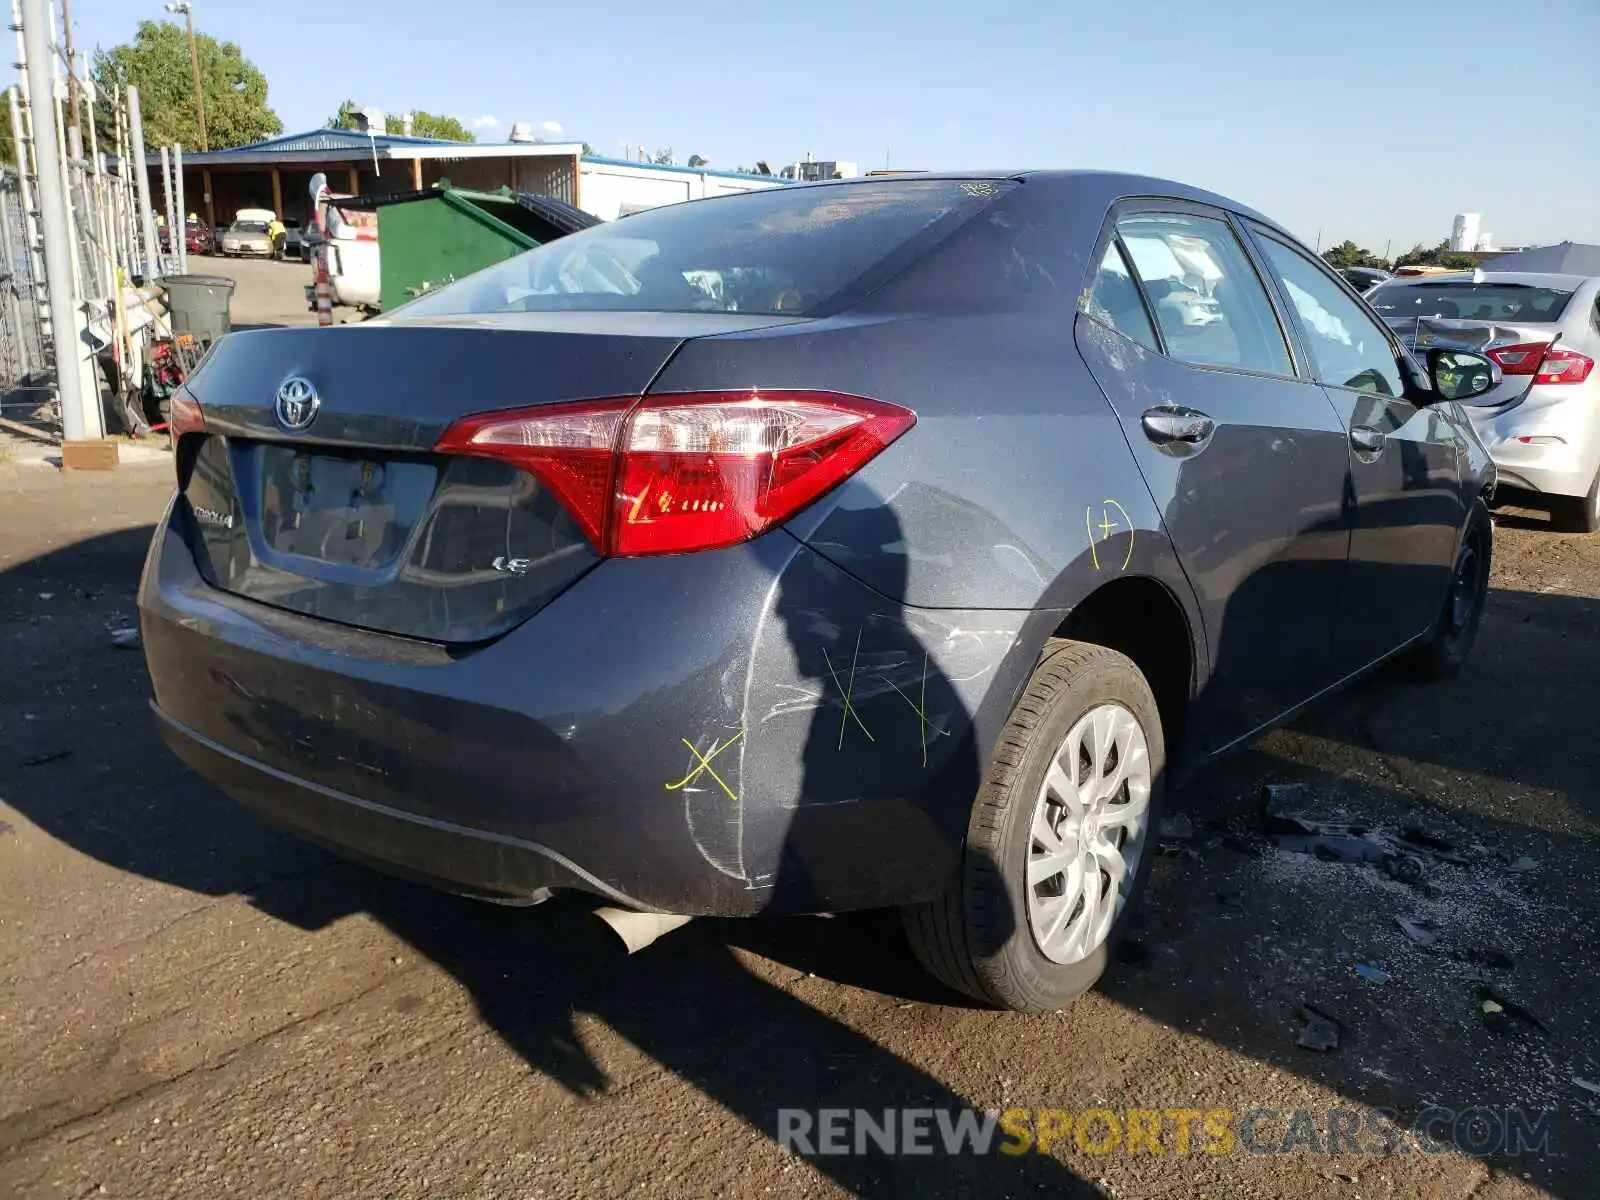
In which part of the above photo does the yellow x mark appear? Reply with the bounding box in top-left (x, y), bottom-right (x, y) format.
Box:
top-left (664, 729), bottom-right (746, 802)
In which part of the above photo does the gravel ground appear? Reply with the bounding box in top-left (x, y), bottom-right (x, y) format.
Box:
top-left (0, 263), bottom-right (1595, 1198)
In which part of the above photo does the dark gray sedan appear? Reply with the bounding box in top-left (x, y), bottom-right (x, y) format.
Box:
top-left (140, 172), bottom-right (1497, 1012)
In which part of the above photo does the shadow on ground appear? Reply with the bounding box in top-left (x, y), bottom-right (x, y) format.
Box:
top-left (2, 523), bottom-right (1596, 1196)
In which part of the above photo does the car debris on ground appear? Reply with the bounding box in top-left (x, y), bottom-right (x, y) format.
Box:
top-left (1296, 1004), bottom-right (1341, 1051)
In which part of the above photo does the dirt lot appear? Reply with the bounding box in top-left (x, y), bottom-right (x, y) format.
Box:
top-left (0, 261), bottom-right (1597, 1198)
top-left (210, 253), bottom-right (326, 330)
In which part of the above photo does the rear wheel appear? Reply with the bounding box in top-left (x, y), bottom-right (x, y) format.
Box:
top-left (901, 639), bottom-right (1164, 1013)
top-left (1407, 500), bottom-right (1491, 679)
top-left (1551, 469), bottom-right (1600, 534)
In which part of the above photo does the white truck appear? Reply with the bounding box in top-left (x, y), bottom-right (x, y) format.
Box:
top-left (303, 173), bottom-right (382, 312)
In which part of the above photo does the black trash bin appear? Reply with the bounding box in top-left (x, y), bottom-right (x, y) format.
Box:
top-left (161, 274), bottom-right (236, 341)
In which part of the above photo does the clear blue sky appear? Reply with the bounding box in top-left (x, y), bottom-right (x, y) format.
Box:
top-left (48, 0), bottom-right (1600, 252)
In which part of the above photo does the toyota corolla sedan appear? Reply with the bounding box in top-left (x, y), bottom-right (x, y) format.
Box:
top-left (140, 173), bottom-right (1497, 1013)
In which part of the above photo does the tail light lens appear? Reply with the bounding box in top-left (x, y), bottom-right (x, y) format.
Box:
top-left (436, 390), bottom-right (916, 557)
top-left (433, 397), bottom-right (632, 549)
top-left (1488, 342), bottom-right (1595, 385)
top-left (1531, 348), bottom-right (1594, 385)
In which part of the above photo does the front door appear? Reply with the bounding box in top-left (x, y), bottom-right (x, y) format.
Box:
top-left (1075, 203), bottom-right (1354, 751)
top-left (1247, 229), bottom-right (1463, 672)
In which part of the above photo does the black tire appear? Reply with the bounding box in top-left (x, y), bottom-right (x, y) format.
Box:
top-left (1551, 469), bottom-right (1600, 534)
top-left (901, 639), bottom-right (1166, 1013)
top-left (1407, 499), bottom-right (1492, 679)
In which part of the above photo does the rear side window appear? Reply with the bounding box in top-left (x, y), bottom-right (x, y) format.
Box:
top-left (1115, 213), bottom-right (1293, 376)
top-left (1256, 234), bottom-right (1404, 397)
top-left (1368, 282), bottom-right (1574, 325)
top-left (401, 179), bottom-right (1016, 318)
top-left (1085, 241), bottom-right (1159, 351)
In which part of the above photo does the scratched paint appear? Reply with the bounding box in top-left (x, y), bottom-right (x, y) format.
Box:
top-left (875, 651), bottom-right (952, 768)
top-left (822, 629), bottom-right (876, 749)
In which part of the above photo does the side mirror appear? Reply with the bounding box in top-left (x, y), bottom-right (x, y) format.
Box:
top-left (1426, 348), bottom-right (1500, 402)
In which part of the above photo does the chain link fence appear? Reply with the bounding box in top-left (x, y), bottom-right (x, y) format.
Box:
top-left (0, 164), bottom-right (57, 442)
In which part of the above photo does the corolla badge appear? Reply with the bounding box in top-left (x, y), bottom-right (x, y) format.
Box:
top-left (275, 376), bottom-right (320, 431)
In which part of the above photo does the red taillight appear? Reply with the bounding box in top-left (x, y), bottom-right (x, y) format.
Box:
top-left (435, 390), bottom-right (916, 557)
top-left (167, 390), bottom-right (206, 438)
top-left (1532, 348), bottom-right (1593, 385)
top-left (433, 397), bottom-right (633, 548)
top-left (1487, 342), bottom-right (1595, 385)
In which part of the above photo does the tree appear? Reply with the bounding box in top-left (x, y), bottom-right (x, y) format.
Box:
top-left (326, 100), bottom-right (474, 143)
top-left (395, 111), bottom-right (473, 142)
top-left (1394, 239), bottom-right (1477, 271)
top-left (1322, 240), bottom-right (1384, 270)
top-left (92, 20), bottom-right (281, 150)
top-left (0, 87), bottom-right (13, 167)
top-left (581, 142), bottom-right (594, 156)
top-left (652, 147), bottom-right (674, 165)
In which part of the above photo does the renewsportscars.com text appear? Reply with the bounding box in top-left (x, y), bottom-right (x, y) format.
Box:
top-left (776, 1106), bottom-right (1558, 1158)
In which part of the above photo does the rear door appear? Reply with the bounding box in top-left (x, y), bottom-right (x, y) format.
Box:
top-left (1246, 227), bottom-right (1464, 669)
top-left (1075, 201), bottom-right (1354, 751)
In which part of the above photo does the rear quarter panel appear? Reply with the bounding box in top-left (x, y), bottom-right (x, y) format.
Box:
top-left (650, 180), bottom-right (1207, 738)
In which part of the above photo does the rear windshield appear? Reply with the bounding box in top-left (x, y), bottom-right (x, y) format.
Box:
top-left (1368, 282), bottom-right (1574, 325)
top-left (400, 179), bottom-right (1015, 318)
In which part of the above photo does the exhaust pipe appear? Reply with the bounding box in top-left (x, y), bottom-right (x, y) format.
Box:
top-left (593, 907), bottom-right (695, 954)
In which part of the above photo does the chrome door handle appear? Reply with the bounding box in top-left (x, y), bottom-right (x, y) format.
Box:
top-left (1141, 407), bottom-right (1215, 446)
top-left (1350, 425), bottom-right (1386, 455)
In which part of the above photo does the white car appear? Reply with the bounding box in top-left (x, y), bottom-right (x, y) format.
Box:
top-left (1369, 270), bottom-right (1600, 530)
top-left (218, 207), bottom-right (276, 257)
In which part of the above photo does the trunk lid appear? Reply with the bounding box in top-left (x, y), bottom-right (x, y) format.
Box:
top-left (1395, 315), bottom-right (1555, 410)
top-left (178, 313), bottom-right (795, 642)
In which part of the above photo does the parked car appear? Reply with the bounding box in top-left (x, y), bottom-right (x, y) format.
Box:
top-left (1367, 270), bottom-right (1600, 530)
top-left (142, 172), bottom-right (1497, 1013)
top-left (219, 208), bottom-right (276, 257)
top-left (276, 217), bottom-right (308, 263)
top-left (1337, 266), bottom-right (1390, 295)
top-left (157, 219), bottom-right (213, 256)
top-left (184, 221), bottom-right (215, 256)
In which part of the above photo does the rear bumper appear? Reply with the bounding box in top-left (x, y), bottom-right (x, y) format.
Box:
top-left (154, 704), bottom-right (643, 905)
top-left (1467, 384), bottom-right (1600, 499)
top-left (139, 498), bottom-right (1042, 916)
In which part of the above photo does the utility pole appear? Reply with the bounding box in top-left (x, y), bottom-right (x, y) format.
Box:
top-left (127, 85), bottom-right (159, 280)
top-left (159, 145), bottom-right (176, 272)
top-left (59, 0), bottom-right (78, 141)
top-left (20, 0), bottom-right (98, 439)
top-left (165, 2), bottom-right (208, 151)
top-left (173, 142), bottom-right (187, 273)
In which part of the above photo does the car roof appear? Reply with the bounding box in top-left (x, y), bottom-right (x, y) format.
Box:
top-left (785, 170), bottom-right (1296, 239)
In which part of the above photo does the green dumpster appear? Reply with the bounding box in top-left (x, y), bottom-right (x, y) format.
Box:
top-left (339, 181), bottom-right (600, 312)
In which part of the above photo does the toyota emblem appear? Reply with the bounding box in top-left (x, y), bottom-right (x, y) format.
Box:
top-left (275, 376), bottom-right (320, 431)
